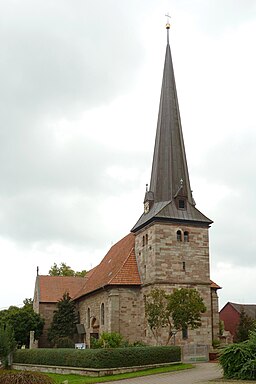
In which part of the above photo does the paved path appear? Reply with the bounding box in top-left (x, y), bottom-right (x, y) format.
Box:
top-left (104, 363), bottom-right (222, 384)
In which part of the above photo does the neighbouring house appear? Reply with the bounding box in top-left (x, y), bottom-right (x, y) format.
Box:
top-left (220, 302), bottom-right (256, 338)
top-left (33, 23), bottom-right (221, 348)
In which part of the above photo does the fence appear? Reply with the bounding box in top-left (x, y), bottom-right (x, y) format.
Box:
top-left (182, 344), bottom-right (209, 362)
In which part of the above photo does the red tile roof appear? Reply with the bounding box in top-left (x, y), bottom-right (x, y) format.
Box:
top-left (210, 280), bottom-right (221, 289)
top-left (75, 233), bottom-right (141, 299)
top-left (38, 275), bottom-right (87, 303)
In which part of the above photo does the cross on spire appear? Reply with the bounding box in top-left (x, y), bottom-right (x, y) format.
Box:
top-left (165, 13), bottom-right (171, 43)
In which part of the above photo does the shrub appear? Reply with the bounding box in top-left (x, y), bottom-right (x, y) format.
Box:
top-left (239, 359), bottom-right (256, 380)
top-left (0, 325), bottom-right (16, 368)
top-left (219, 330), bottom-right (256, 379)
top-left (212, 338), bottom-right (220, 349)
top-left (219, 342), bottom-right (254, 379)
top-left (14, 345), bottom-right (181, 369)
top-left (0, 370), bottom-right (55, 384)
top-left (55, 336), bottom-right (74, 348)
top-left (91, 332), bottom-right (125, 349)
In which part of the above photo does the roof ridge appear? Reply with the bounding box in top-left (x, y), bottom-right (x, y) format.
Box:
top-left (108, 246), bottom-right (135, 285)
top-left (73, 266), bottom-right (99, 299)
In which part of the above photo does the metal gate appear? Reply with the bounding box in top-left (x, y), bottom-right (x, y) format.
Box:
top-left (182, 344), bottom-right (209, 362)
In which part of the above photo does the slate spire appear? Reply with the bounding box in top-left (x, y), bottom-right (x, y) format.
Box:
top-left (149, 24), bottom-right (193, 205)
top-left (132, 24), bottom-right (212, 232)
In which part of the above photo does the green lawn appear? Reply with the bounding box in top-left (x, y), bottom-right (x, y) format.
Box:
top-left (47, 363), bottom-right (193, 383)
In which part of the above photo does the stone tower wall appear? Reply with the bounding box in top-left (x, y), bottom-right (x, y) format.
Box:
top-left (135, 222), bottom-right (210, 286)
top-left (135, 221), bottom-right (213, 346)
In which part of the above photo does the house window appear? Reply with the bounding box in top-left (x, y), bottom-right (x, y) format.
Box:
top-left (142, 235), bottom-right (145, 247)
top-left (87, 308), bottom-right (91, 328)
top-left (182, 261), bottom-right (186, 271)
top-left (177, 230), bottom-right (182, 242)
top-left (178, 199), bottom-right (185, 209)
top-left (145, 234), bottom-right (148, 245)
top-left (184, 231), bottom-right (189, 242)
top-left (100, 303), bottom-right (105, 326)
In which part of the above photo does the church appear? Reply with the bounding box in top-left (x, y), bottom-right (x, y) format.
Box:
top-left (33, 23), bottom-right (220, 348)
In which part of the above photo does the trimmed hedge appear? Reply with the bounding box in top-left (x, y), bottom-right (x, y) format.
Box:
top-left (14, 346), bottom-right (181, 369)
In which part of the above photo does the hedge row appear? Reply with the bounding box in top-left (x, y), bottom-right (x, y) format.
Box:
top-left (14, 346), bottom-right (181, 369)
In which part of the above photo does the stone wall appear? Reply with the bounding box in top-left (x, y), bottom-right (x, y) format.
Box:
top-left (77, 286), bottom-right (144, 346)
top-left (38, 303), bottom-right (57, 348)
top-left (141, 283), bottom-right (213, 347)
top-left (211, 288), bottom-right (220, 341)
top-left (134, 221), bottom-right (214, 347)
top-left (135, 222), bottom-right (210, 286)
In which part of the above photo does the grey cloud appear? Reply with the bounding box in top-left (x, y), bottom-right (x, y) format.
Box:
top-left (197, 133), bottom-right (256, 266)
top-left (0, 0), bottom-right (144, 121)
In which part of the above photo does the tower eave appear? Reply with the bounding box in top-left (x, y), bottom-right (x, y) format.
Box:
top-left (131, 200), bottom-right (213, 233)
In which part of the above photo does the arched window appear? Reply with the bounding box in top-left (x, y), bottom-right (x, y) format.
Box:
top-left (145, 234), bottom-right (148, 245)
top-left (177, 230), bottom-right (182, 242)
top-left (100, 303), bottom-right (105, 326)
top-left (182, 327), bottom-right (188, 339)
top-left (184, 231), bottom-right (189, 242)
top-left (142, 235), bottom-right (145, 247)
top-left (87, 308), bottom-right (90, 328)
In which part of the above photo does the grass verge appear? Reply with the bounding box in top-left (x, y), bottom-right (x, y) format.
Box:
top-left (46, 363), bottom-right (193, 383)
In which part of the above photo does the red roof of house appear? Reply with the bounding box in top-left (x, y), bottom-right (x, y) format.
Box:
top-left (75, 233), bottom-right (141, 299)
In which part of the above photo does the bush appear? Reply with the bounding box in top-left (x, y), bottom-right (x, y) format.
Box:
top-left (14, 346), bottom-right (181, 369)
top-left (239, 359), bottom-right (256, 380)
top-left (91, 332), bottom-right (125, 348)
top-left (0, 370), bottom-right (55, 384)
top-left (219, 342), bottom-right (253, 379)
top-left (219, 330), bottom-right (256, 380)
top-left (212, 338), bottom-right (220, 349)
top-left (55, 336), bottom-right (74, 348)
top-left (0, 325), bottom-right (16, 368)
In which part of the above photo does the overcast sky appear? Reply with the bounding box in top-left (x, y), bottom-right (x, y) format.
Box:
top-left (0, 0), bottom-right (256, 311)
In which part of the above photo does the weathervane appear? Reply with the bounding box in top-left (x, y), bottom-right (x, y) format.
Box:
top-left (165, 13), bottom-right (171, 43)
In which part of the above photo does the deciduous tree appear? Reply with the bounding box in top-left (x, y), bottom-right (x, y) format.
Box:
top-left (144, 288), bottom-right (172, 345)
top-left (48, 262), bottom-right (86, 277)
top-left (0, 300), bottom-right (44, 348)
top-left (167, 288), bottom-right (206, 339)
top-left (144, 287), bottom-right (206, 344)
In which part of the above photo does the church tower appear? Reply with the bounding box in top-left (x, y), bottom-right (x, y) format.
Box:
top-left (131, 22), bottom-right (214, 345)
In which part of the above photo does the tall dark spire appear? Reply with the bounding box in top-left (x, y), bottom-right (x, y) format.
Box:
top-left (149, 25), bottom-right (192, 205)
top-left (132, 25), bottom-right (212, 232)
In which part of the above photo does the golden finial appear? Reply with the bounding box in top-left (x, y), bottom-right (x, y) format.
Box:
top-left (165, 13), bottom-right (171, 29)
top-left (165, 13), bottom-right (171, 43)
